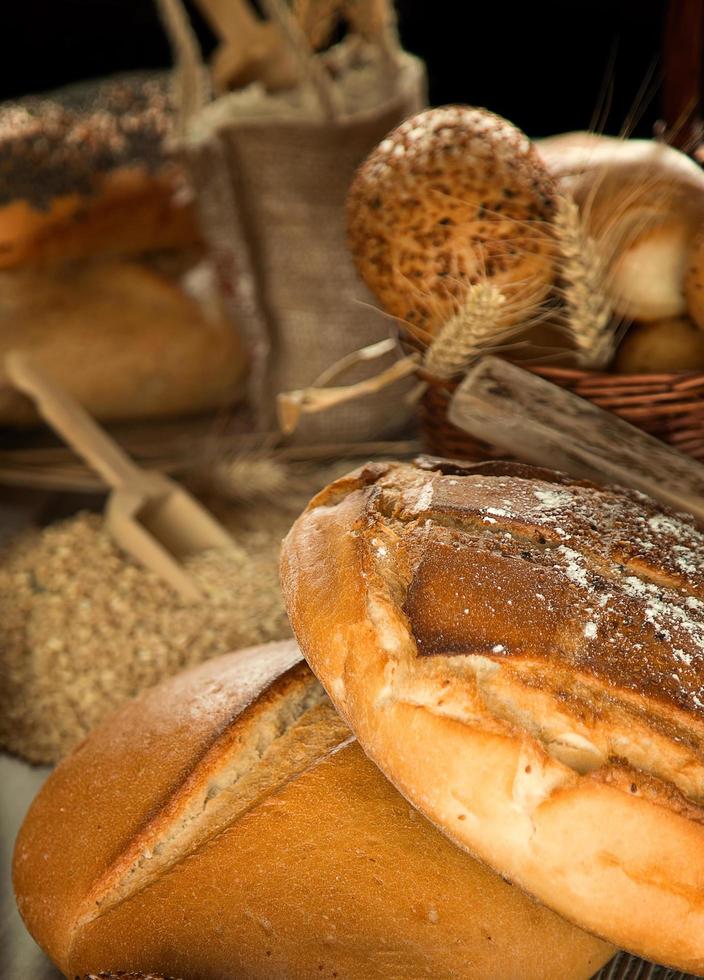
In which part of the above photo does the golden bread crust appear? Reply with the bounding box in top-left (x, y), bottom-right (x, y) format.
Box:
top-left (280, 457), bottom-right (704, 971)
top-left (0, 168), bottom-right (199, 270)
top-left (13, 641), bottom-right (613, 980)
top-left (0, 259), bottom-right (246, 424)
top-left (13, 641), bottom-right (304, 969)
top-left (686, 232), bottom-right (704, 332)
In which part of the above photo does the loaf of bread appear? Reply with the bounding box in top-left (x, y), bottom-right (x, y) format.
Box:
top-left (0, 260), bottom-right (246, 424)
top-left (281, 457), bottom-right (704, 973)
top-left (0, 75), bottom-right (249, 426)
top-left (0, 75), bottom-right (199, 269)
top-left (14, 640), bottom-right (614, 980)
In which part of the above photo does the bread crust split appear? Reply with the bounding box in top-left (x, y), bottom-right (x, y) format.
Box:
top-left (280, 457), bottom-right (704, 973)
top-left (13, 640), bottom-right (613, 980)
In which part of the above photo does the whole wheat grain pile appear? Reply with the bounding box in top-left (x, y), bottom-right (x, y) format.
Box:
top-left (0, 505), bottom-right (293, 764)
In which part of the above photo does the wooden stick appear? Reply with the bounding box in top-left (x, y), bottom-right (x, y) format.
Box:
top-left (260, 0), bottom-right (339, 118)
top-left (448, 356), bottom-right (704, 522)
top-left (662, 0), bottom-right (704, 149)
top-left (195, 0), bottom-right (300, 92)
top-left (155, 0), bottom-right (209, 136)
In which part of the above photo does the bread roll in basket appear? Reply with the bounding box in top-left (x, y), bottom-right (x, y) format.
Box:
top-left (346, 108), bottom-right (704, 463)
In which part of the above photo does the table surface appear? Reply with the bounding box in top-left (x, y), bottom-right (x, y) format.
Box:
top-left (0, 491), bottom-right (65, 979)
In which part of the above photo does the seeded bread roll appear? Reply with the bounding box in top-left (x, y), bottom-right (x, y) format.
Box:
top-left (14, 641), bottom-right (613, 980)
top-left (347, 105), bottom-right (557, 342)
top-left (281, 457), bottom-right (704, 974)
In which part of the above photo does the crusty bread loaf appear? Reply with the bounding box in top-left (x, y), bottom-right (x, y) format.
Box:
top-left (0, 74), bottom-right (200, 269)
top-left (0, 76), bottom-right (248, 426)
top-left (0, 259), bottom-right (246, 424)
top-left (14, 640), bottom-right (613, 980)
top-left (0, 167), bottom-right (199, 270)
top-left (281, 457), bottom-right (704, 973)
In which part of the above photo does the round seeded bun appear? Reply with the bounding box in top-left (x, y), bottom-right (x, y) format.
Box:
top-left (347, 105), bottom-right (557, 342)
top-left (280, 457), bottom-right (704, 974)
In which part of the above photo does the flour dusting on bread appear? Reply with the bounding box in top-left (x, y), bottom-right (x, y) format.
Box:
top-left (281, 456), bottom-right (704, 969)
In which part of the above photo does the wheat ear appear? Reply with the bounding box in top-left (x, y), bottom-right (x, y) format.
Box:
top-left (208, 452), bottom-right (291, 503)
top-left (422, 282), bottom-right (509, 380)
top-left (552, 195), bottom-right (615, 369)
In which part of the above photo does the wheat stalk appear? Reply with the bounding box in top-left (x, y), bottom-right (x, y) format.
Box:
top-left (207, 452), bottom-right (291, 504)
top-left (553, 194), bottom-right (616, 369)
top-left (422, 282), bottom-right (509, 380)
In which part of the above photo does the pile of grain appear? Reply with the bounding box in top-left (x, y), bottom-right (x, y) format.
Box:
top-left (0, 506), bottom-right (292, 764)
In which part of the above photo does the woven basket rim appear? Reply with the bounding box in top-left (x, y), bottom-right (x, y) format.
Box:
top-left (531, 364), bottom-right (704, 384)
top-left (421, 362), bottom-right (704, 385)
top-left (419, 359), bottom-right (704, 463)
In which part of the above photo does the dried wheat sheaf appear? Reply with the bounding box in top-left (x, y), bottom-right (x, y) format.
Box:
top-left (552, 194), bottom-right (616, 369)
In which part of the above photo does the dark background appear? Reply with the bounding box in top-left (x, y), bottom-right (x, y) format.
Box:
top-left (0, 0), bottom-right (671, 138)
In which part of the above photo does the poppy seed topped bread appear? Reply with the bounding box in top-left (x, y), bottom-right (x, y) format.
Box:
top-left (280, 456), bottom-right (704, 973)
top-left (0, 73), bottom-right (199, 268)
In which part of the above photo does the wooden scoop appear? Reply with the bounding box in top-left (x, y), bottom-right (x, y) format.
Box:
top-left (5, 351), bottom-right (234, 601)
top-left (448, 355), bottom-right (704, 523)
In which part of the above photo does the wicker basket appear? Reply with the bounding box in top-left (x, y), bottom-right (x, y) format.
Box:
top-left (420, 365), bottom-right (704, 462)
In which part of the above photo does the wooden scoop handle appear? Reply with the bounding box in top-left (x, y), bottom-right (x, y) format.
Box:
top-left (448, 355), bottom-right (704, 524)
top-left (196, 0), bottom-right (263, 43)
top-left (5, 351), bottom-right (150, 492)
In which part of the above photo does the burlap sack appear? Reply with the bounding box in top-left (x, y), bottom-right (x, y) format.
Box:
top-left (159, 0), bottom-right (426, 443)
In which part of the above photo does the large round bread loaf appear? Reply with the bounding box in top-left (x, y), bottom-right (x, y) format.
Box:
top-left (13, 640), bottom-right (613, 980)
top-left (280, 457), bottom-right (704, 973)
